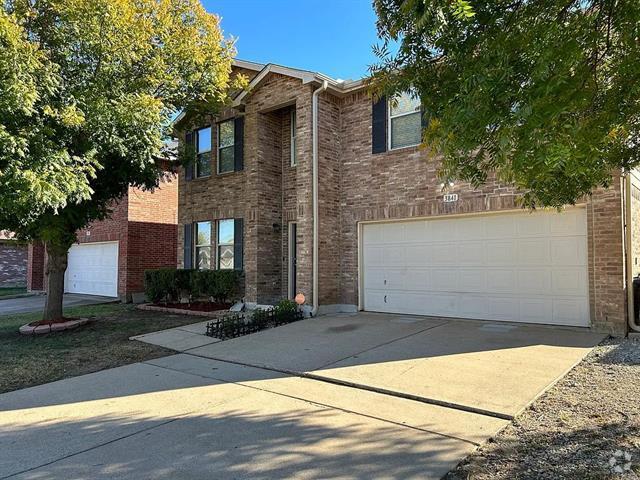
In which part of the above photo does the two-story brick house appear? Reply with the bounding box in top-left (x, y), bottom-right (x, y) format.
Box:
top-left (176, 59), bottom-right (640, 335)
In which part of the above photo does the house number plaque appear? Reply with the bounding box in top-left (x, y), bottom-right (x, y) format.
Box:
top-left (443, 193), bottom-right (459, 203)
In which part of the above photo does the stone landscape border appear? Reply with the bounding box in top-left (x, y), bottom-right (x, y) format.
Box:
top-left (137, 303), bottom-right (229, 318)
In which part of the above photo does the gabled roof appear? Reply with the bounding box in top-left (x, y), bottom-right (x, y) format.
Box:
top-left (173, 59), bottom-right (366, 127)
top-left (231, 61), bottom-right (365, 107)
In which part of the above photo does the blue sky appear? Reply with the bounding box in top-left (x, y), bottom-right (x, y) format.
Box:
top-left (202, 0), bottom-right (381, 80)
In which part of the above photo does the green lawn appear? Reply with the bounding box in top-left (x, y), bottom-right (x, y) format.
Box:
top-left (0, 286), bottom-right (27, 297)
top-left (0, 303), bottom-right (205, 394)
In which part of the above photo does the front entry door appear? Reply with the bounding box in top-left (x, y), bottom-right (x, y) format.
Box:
top-left (289, 223), bottom-right (297, 298)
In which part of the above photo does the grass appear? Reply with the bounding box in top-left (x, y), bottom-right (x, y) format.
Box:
top-left (0, 286), bottom-right (27, 297)
top-left (0, 303), bottom-right (207, 394)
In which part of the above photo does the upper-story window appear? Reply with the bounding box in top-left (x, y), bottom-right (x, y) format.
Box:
top-left (196, 127), bottom-right (212, 178)
top-left (290, 109), bottom-right (297, 166)
top-left (388, 92), bottom-right (422, 150)
top-left (218, 120), bottom-right (235, 174)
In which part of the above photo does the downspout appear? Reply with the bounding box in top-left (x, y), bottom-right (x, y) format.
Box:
top-left (311, 80), bottom-right (328, 317)
top-left (624, 172), bottom-right (640, 332)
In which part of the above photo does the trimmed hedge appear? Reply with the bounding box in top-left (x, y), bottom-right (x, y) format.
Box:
top-left (144, 268), bottom-right (241, 304)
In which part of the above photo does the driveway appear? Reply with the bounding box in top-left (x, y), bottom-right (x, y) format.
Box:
top-left (0, 293), bottom-right (117, 315)
top-left (0, 313), bottom-right (604, 479)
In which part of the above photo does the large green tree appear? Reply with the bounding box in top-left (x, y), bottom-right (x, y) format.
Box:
top-left (0, 0), bottom-right (241, 321)
top-left (371, 0), bottom-right (640, 208)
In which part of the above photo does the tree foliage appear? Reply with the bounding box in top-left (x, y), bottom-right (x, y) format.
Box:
top-left (371, 0), bottom-right (640, 207)
top-left (0, 0), bottom-right (242, 246)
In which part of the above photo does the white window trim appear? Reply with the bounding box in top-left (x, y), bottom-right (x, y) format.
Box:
top-left (290, 109), bottom-right (297, 167)
top-left (387, 93), bottom-right (422, 151)
top-left (217, 119), bottom-right (235, 174)
top-left (195, 127), bottom-right (212, 178)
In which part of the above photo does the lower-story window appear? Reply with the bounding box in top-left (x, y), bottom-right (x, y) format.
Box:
top-left (195, 221), bottom-right (212, 269)
top-left (217, 219), bottom-right (235, 269)
top-left (190, 218), bottom-right (243, 270)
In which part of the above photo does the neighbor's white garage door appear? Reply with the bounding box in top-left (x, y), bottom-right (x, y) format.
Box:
top-left (362, 209), bottom-right (589, 327)
top-left (65, 242), bottom-right (119, 297)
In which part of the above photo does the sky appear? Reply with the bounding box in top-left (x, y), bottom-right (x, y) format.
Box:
top-left (202, 0), bottom-right (382, 81)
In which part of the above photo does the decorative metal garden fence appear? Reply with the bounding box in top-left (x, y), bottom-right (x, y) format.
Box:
top-left (206, 307), bottom-right (304, 340)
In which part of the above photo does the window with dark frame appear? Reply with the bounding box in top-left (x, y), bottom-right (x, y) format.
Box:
top-left (218, 120), bottom-right (235, 174)
top-left (190, 219), bottom-right (240, 270)
top-left (217, 219), bottom-right (235, 269)
top-left (290, 109), bottom-right (297, 166)
top-left (388, 92), bottom-right (422, 150)
top-left (194, 221), bottom-right (212, 269)
top-left (196, 127), bottom-right (212, 178)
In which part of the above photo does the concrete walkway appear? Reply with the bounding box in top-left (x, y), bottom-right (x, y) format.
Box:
top-left (0, 313), bottom-right (603, 479)
top-left (0, 293), bottom-right (117, 315)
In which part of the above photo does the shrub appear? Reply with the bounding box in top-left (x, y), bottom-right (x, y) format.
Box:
top-left (274, 299), bottom-right (300, 323)
top-left (144, 268), bottom-right (180, 303)
top-left (144, 268), bottom-right (241, 304)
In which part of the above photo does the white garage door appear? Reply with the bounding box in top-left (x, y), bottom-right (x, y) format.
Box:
top-left (362, 209), bottom-right (589, 327)
top-left (65, 242), bottom-right (119, 297)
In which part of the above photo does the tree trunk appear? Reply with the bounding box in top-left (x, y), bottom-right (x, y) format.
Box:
top-left (43, 243), bottom-right (69, 322)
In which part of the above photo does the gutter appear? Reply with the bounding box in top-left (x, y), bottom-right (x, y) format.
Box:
top-left (311, 80), bottom-right (328, 317)
top-left (624, 172), bottom-right (640, 332)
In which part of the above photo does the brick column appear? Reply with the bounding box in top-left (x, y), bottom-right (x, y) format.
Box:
top-left (26, 241), bottom-right (45, 291)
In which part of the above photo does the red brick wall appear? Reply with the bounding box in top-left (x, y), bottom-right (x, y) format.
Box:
top-left (0, 241), bottom-right (27, 287)
top-left (27, 173), bottom-right (178, 299)
top-left (124, 175), bottom-right (179, 295)
top-left (26, 242), bottom-right (45, 291)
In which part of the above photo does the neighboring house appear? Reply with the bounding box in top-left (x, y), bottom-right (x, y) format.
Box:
top-left (27, 176), bottom-right (178, 302)
top-left (175, 59), bottom-right (639, 335)
top-left (0, 231), bottom-right (27, 287)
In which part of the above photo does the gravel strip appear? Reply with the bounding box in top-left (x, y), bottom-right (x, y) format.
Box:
top-left (446, 337), bottom-right (640, 479)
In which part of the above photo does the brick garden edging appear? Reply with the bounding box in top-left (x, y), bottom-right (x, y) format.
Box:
top-left (137, 303), bottom-right (230, 318)
top-left (19, 318), bottom-right (89, 335)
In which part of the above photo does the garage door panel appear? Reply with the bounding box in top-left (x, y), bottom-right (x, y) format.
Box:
top-left (553, 298), bottom-right (588, 326)
top-left (430, 268), bottom-right (458, 292)
top-left (551, 237), bottom-right (587, 266)
top-left (517, 269), bottom-right (552, 295)
top-left (520, 299), bottom-right (553, 323)
top-left (382, 245), bottom-right (404, 266)
top-left (65, 242), bottom-right (118, 297)
top-left (456, 242), bottom-right (485, 265)
top-left (430, 244), bottom-right (457, 265)
top-left (486, 269), bottom-right (517, 294)
top-left (486, 241), bottom-right (517, 265)
top-left (458, 269), bottom-right (487, 293)
top-left (517, 214), bottom-right (550, 237)
top-left (454, 217), bottom-right (486, 241)
top-left (404, 269), bottom-right (432, 291)
top-left (517, 239), bottom-right (550, 265)
top-left (550, 211), bottom-right (587, 235)
top-left (403, 221), bottom-right (427, 241)
top-left (486, 215), bottom-right (516, 239)
top-left (552, 268), bottom-right (588, 295)
top-left (362, 209), bottom-right (589, 327)
top-left (363, 245), bottom-right (384, 266)
top-left (405, 244), bottom-right (431, 266)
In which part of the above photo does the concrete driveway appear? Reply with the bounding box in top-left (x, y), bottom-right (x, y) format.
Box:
top-left (0, 293), bottom-right (117, 315)
top-left (0, 313), bottom-right (604, 479)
